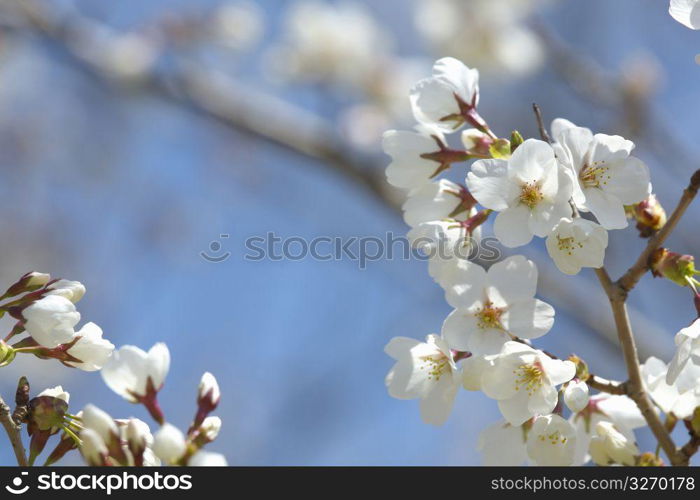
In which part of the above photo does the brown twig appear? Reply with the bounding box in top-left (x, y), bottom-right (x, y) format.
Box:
top-left (532, 103), bottom-right (552, 144)
top-left (618, 170), bottom-right (700, 292)
top-left (533, 102), bottom-right (692, 465)
top-left (0, 394), bottom-right (27, 466)
top-left (593, 267), bottom-right (682, 464)
top-left (586, 374), bottom-right (626, 395)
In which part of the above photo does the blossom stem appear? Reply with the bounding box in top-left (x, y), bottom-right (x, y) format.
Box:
top-left (61, 424), bottom-right (82, 446)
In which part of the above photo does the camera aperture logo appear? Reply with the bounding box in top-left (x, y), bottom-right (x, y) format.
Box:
top-left (6, 471), bottom-right (193, 495)
top-left (5, 472), bottom-right (29, 494)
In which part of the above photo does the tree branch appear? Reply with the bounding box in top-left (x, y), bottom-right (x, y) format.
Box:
top-left (586, 374), bottom-right (626, 395)
top-left (618, 169), bottom-right (700, 292)
top-left (593, 267), bottom-right (682, 464)
top-left (0, 394), bottom-right (27, 466)
top-left (534, 101), bottom-right (692, 465)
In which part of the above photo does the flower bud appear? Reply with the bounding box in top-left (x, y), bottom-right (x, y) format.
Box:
top-left (198, 372), bottom-right (221, 410)
top-left (82, 405), bottom-right (119, 444)
top-left (191, 372), bottom-right (221, 432)
top-left (188, 450), bottom-right (228, 466)
top-left (650, 248), bottom-right (698, 287)
top-left (3, 272), bottom-right (51, 298)
top-left (125, 418), bottom-right (152, 466)
top-left (461, 128), bottom-right (492, 156)
top-left (568, 354), bottom-right (589, 381)
top-left (47, 279), bottom-right (86, 303)
top-left (192, 416), bottom-right (222, 448)
top-left (510, 130), bottom-right (524, 152)
top-left (79, 428), bottom-right (109, 466)
top-left (630, 194), bottom-right (666, 237)
top-left (0, 340), bottom-right (15, 367)
top-left (152, 423), bottom-right (187, 464)
top-left (563, 380), bottom-right (589, 413)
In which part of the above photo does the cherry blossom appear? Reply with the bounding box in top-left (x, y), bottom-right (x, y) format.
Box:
top-left (526, 414), bottom-right (576, 466)
top-left (553, 123), bottom-right (650, 229)
top-left (481, 342), bottom-right (575, 425)
top-left (441, 256), bottom-right (554, 355)
top-left (466, 139), bottom-right (573, 247)
top-left (384, 334), bottom-right (460, 425)
top-left (545, 217), bottom-right (608, 275)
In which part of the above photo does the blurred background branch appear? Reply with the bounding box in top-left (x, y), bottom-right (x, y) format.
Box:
top-left (0, 0), bottom-right (676, 361)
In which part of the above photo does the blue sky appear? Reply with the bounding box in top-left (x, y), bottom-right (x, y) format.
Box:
top-left (0, 0), bottom-right (698, 465)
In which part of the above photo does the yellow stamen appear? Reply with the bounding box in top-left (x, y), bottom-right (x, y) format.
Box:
top-left (519, 181), bottom-right (543, 209)
top-left (579, 161), bottom-right (611, 189)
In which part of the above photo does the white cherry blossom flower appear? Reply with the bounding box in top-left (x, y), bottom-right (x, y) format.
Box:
top-left (382, 125), bottom-right (450, 191)
top-left (152, 423), bottom-right (186, 464)
top-left (526, 414), bottom-right (576, 466)
top-left (477, 420), bottom-right (528, 466)
top-left (408, 211), bottom-right (484, 283)
top-left (402, 179), bottom-right (472, 228)
top-left (410, 57), bottom-right (480, 132)
top-left (384, 334), bottom-right (460, 425)
top-left (589, 421), bottom-right (639, 466)
top-left (22, 295), bottom-right (80, 348)
top-left (101, 343), bottom-right (170, 403)
top-left (551, 118), bottom-right (577, 142)
top-left (441, 256), bottom-right (554, 356)
top-left (563, 380), bottom-right (590, 413)
top-left (642, 356), bottom-right (700, 419)
top-left (569, 394), bottom-right (645, 465)
top-left (554, 125), bottom-right (650, 229)
top-left (546, 217), bottom-right (608, 275)
top-left (481, 342), bottom-right (575, 425)
top-left (38, 386), bottom-right (70, 403)
top-left (466, 139), bottom-right (573, 247)
top-left (667, 318), bottom-right (700, 384)
top-left (65, 322), bottom-right (114, 371)
top-left (670, 0), bottom-right (700, 29)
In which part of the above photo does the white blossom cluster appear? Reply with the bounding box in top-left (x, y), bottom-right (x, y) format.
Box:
top-left (414, 0), bottom-right (548, 77)
top-left (0, 272), bottom-right (226, 466)
top-left (381, 54), bottom-right (700, 466)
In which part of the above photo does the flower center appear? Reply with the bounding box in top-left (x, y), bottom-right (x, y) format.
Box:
top-left (538, 430), bottom-right (568, 445)
top-left (513, 362), bottom-right (544, 395)
top-left (519, 181), bottom-right (543, 209)
top-left (420, 354), bottom-right (449, 381)
top-left (579, 161), bottom-right (611, 189)
top-left (556, 235), bottom-right (583, 256)
top-left (474, 301), bottom-right (504, 330)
